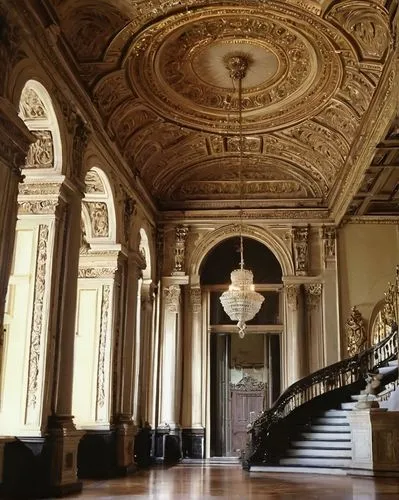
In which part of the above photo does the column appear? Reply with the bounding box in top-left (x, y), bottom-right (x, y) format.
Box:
top-left (45, 182), bottom-right (84, 496)
top-left (181, 286), bottom-right (205, 458)
top-left (321, 226), bottom-right (340, 364)
top-left (304, 283), bottom-right (324, 372)
top-left (156, 276), bottom-right (187, 461)
top-left (283, 281), bottom-right (305, 386)
top-left (113, 250), bottom-right (143, 473)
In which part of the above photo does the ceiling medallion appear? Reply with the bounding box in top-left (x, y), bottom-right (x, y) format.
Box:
top-left (127, 4), bottom-right (342, 134)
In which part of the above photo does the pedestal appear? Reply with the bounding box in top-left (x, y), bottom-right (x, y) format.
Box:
top-left (114, 415), bottom-right (137, 475)
top-left (348, 409), bottom-right (399, 473)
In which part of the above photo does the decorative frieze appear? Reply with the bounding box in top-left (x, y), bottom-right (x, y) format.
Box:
top-left (190, 287), bottom-right (201, 313)
top-left (26, 225), bottom-right (49, 411)
top-left (304, 283), bottom-right (323, 310)
top-left (164, 284), bottom-right (181, 313)
top-left (346, 306), bottom-right (366, 357)
top-left (18, 199), bottom-right (58, 215)
top-left (285, 284), bottom-right (300, 311)
top-left (78, 267), bottom-right (117, 279)
top-left (19, 88), bottom-right (47, 120)
top-left (172, 225), bottom-right (188, 274)
top-left (292, 226), bottom-right (309, 276)
top-left (96, 285), bottom-right (110, 412)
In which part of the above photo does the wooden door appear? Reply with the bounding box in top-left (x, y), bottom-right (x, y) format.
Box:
top-left (230, 377), bottom-right (265, 456)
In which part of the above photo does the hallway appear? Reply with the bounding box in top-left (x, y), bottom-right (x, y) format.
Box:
top-left (69, 465), bottom-right (399, 499)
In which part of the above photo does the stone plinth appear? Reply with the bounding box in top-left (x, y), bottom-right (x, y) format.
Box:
top-left (348, 409), bottom-right (399, 473)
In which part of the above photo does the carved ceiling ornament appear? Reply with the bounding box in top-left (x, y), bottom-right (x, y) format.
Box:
top-left (0, 8), bottom-right (23, 96)
top-left (127, 4), bottom-right (342, 135)
top-left (25, 130), bottom-right (54, 169)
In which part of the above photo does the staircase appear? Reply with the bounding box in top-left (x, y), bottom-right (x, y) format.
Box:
top-left (245, 330), bottom-right (398, 475)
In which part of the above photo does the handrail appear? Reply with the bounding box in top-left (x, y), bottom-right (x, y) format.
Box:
top-left (245, 326), bottom-right (398, 465)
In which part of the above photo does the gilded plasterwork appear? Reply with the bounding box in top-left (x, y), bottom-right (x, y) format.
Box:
top-left (47, 0), bottom-right (396, 215)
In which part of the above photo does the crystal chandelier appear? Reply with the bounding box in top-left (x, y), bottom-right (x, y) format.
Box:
top-left (219, 55), bottom-right (264, 339)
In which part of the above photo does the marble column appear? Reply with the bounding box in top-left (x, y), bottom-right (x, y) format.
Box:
top-left (113, 250), bottom-right (144, 472)
top-left (181, 286), bottom-right (205, 458)
top-left (139, 280), bottom-right (155, 426)
top-left (283, 281), bottom-right (305, 386)
top-left (304, 283), bottom-right (324, 372)
top-left (45, 182), bottom-right (84, 496)
top-left (156, 275), bottom-right (187, 460)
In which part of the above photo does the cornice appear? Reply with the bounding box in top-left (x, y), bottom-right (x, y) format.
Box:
top-left (343, 215), bottom-right (399, 225)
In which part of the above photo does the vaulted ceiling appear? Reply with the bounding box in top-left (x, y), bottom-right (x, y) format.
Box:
top-left (43, 0), bottom-right (398, 221)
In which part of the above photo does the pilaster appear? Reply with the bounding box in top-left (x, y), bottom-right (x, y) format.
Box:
top-left (304, 282), bottom-right (324, 372)
top-left (283, 280), bottom-right (304, 385)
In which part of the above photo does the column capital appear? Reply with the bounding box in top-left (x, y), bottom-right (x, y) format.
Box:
top-left (190, 286), bottom-right (202, 314)
top-left (304, 282), bottom-right (323, 309)
top-left (284, 283), bottom-right (300, 311)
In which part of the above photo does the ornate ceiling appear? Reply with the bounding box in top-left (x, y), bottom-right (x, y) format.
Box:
top-left (44, 0), bottom-right (397, 220)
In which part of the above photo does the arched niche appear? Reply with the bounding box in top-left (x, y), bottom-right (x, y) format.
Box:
top-left (189, 224), bottom-right (294, 279)
top-left (82, 166), bottom-right (117, 246)
top-left (18, 79), bottom-right (62, 173)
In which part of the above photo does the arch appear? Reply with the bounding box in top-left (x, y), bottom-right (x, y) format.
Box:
top-left (189, 224), bottom-right (294, 278)
top-left (82, 165), bottom-right (117, 245)
top-left (17, 78), bottom-right (63, 173)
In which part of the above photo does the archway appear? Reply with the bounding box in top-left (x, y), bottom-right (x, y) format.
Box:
top-left (200, 236), bottom-right (283, 457)
top-left (1, 79), bottom-right (62, 434)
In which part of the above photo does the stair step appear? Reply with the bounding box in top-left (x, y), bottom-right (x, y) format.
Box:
top-left (388, 360), bottom-right (398, 367)
top-left (351, 394), bottom-right (377, 402)
top-left (291, 440), bottom-right (351, 450)
top-left (378, 366), bottom-right (397, 375)
top-left (250, 465), bottom-right (349, 475)
top-left (313, 417), bottom-right (348, 425)
top-left (341, 401), bottom-right (357, 410)
top-left (300, 432), bottom-right (351, 441)
top-left (308, 424), bottom-right (350, 433)
top-left (320, 410), bottom-right (350, 418)
top-left (286, 448), bottom-right (351, 458)
top-left (279, 457), bottom-right (352, 468)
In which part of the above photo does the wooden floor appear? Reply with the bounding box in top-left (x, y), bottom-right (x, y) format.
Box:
top-left (70, 465), bottom-right (399, 499)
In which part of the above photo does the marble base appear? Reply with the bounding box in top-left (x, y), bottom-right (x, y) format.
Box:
top-left (182, 428), bottom-right (205, 459)
top-left (155, 427), bottom-right (182, 463)
top-left (348, 409), bottom-right (399, 472)
top-left (78, 430), bottom-right (117, 478)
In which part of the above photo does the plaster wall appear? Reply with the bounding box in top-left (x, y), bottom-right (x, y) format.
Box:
top-left (338, 223), bottom-right (399, 348)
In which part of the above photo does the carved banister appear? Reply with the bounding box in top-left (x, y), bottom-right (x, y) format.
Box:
top-left (245, 326), bottom-right (398, 466)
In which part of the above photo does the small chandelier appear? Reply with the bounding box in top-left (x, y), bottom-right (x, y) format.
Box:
top-left (219, 55), bottom-right (264, 338)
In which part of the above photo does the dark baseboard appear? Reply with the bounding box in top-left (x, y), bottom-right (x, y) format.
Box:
top-left (77, 430), bottom-right (118, 479)
top-left (182, 428), bottom-right (205, 459)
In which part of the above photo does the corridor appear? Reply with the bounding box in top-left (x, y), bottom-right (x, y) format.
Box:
top-left (70, 465), bottom-right (399, 499)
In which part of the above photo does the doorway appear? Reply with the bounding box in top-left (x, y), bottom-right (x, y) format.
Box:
top-left (210, 330), bottom-right (281, 457)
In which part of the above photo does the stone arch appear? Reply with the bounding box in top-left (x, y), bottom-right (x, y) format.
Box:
top-left (82, 165), bottom-right (117, 246)
top-left (189, 224), bottom-right (294, 278)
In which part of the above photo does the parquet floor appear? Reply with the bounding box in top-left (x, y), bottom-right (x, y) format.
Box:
top-left (69, 464), bottom-right (399, 499)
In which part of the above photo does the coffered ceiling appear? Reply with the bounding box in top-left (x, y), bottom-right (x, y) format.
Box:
top-left (41, 0), bottom-right (398, 221)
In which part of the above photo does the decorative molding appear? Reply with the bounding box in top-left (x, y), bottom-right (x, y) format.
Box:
top-left (285, 284), bottom-right (300, 311)
top-left (190, 287), bottom-right (201, 314)
top-left (85, 201), bottom-right (109, 237)
top-left (321, 226), bottom-right (336, 261)
top-left (26, 224), bottom-right (49, 411)
top-left (123, 197), bottom-right (136, 246)
top-left (78, 266), bottom-right (117, 279)
top-left (85, 169), bottom-right (105, 193)
top-left (18, 199), bottom-right (58, 215)
top-left (346, 306), bottom-right (366, 357)
top-left (304, 282), bottom-right (322, 310)
top-left (231, 375), bottom-right (265, 392)
top-left (71, 115), bottom-right (90, 182)
top-left (164, 284), bottom-right (181, 313)
top-left (18, 182), bottom-right (61, 196)
top-left (292, 226), bottom-right (309, 276)
top-left (19, 87), bottom-right (47, 120)
top-left (97, 285), bottom-right (110, 412)
top-left (172, 225), bottom-right (188, 274)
